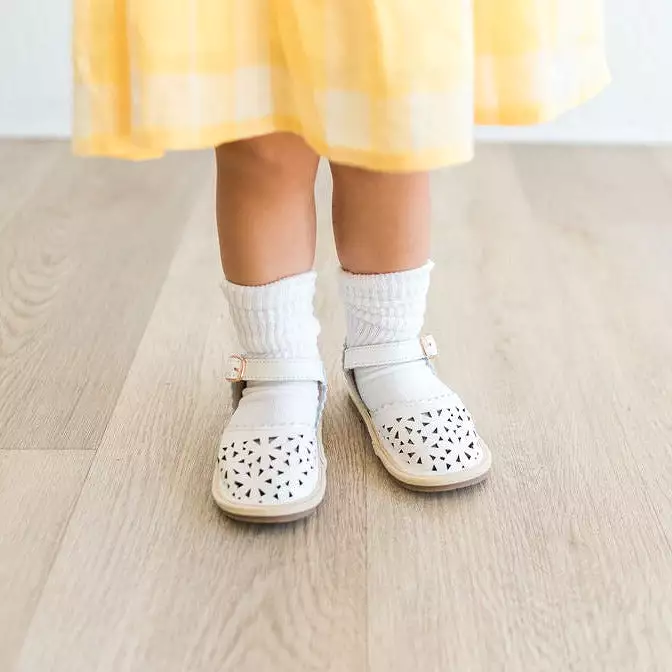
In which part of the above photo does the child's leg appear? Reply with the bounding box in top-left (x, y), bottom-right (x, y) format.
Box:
top-left (215, 132), bottom-right (319, 284)
top-left (331, 165), bottom-right (430, 274)
top-left (332, 164), bottom-right (490, 488)
top-left (213, 134), bottom-right (326, 521)
top-left (331, 163), bottom-right (443, 408)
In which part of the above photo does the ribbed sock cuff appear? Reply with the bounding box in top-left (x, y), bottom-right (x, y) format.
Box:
top-left (338, 261), bottom-right (433, 346)
top-left (223, 271), bottom-right (320, 358)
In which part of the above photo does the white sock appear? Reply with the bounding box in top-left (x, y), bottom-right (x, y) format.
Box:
top-left (339, 262), bottom-right (448, 411)
top-left (223, 272), bottom-right (320, 428)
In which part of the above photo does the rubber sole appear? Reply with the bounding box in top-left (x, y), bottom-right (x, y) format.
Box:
top-left (345, 371), bottom-right (492, 491)
top-left (222, 507), bottom-right (320, 524)
top-left (400, 469), bottom-right (489, 492)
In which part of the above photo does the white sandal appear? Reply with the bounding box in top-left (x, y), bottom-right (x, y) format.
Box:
top-left (212, 355), bottom-right (327, 523)
top-left (344, 335), bottom-right (492, 491)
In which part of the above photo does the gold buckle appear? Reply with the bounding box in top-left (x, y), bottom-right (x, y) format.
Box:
top-left (225, 355), bottom-right (246, 383)
top-left (420, 335), bottom-right (438, 359)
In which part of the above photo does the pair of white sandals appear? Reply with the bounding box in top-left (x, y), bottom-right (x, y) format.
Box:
top-left (212, 336), bottom-right (492, 523)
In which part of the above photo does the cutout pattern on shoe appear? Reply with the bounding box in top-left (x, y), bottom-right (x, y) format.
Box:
top-left (378, 403), bottom-right (483, 473)
top-left (218, 432), bottom-right (318, 505)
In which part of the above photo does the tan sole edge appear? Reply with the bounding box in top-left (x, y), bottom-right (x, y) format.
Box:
top-left (223, 506), bottom-right (321, 524)
top-left (400, 469), bottom-right (489, 492)
top-left (345, 372), bottom-right (492, 491)
top-left (211, 431), bottom-right (327, 524)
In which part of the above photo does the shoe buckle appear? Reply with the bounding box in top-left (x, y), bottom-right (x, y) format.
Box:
top-left (420, 335), bottom-right (438, 359)
top-left (225, 355), bottom-right (247, 382)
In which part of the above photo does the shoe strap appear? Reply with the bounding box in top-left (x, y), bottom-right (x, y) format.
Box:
top-left (343, 335), bottom-right (438, 370)
top-left (225, 355), bottom-right (326, 383)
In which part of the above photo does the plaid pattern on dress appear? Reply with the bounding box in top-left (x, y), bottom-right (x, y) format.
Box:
top-left (73, 0), bottom-right (609, 170)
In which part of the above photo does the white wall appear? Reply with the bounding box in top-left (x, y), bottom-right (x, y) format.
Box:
top-left (0, 0), bottom-right (670, 143)
top-left (0, 0), bottom-right (72, 136)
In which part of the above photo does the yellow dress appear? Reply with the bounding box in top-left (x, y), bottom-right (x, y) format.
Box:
top-left (74, 0), bottom-right (609, 171)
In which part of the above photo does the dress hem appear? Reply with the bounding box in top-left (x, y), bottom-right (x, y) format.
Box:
top-left (73, 72), bottom-right (611, 172)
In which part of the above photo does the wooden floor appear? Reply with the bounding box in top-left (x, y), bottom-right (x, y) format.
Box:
top-left (1, 141), bottom-right (671, 672)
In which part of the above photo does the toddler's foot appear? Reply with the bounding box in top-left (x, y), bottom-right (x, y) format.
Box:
top-left (340, 263), bottom-right (491, 490)
top-left (212, 273), bottom-right (327, 522)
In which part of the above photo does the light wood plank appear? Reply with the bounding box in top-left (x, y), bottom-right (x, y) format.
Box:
top-left (653, 145), bottom-right (672, 184)
top-left (0, 450), bottom-right (93, 671)
top-left (0, 141), bottom-right (63, 237)
top-left (16, 175), bottom-right (367, 672)
top-left (367, 145), bottom-right (672, 671)
top-left (4, 144), bottom-right (672, 672)
top-left (0, 145), bottom-right (212, 449)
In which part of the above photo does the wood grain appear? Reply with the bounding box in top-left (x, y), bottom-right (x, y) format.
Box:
top-left (15, 177), bottom-right (367, 672)
top-left (367, 146), bottom-right (672, 671)
top-left (2, 142), bottom-right (671, 671)
top-left (0, 141), bottom-right (62, 238)
top-left (0, 450), bottom-right (93, 670)
top-left (0, 146), bottom-right (211, 449)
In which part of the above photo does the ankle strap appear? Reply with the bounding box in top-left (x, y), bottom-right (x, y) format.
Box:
top-left (225, 355), bottom-right (326, 383)
top-left (343, 335), bottom-right (438, 370)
